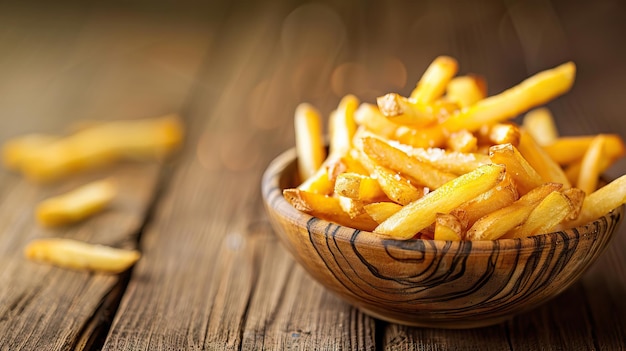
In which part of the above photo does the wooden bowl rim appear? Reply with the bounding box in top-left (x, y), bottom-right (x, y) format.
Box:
top-left (262, 147), bottom-right (624, 253)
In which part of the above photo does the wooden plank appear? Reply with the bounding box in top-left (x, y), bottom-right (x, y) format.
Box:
top-left (102, 1), bottom-right (380, 349)
top-left (0, 4), bottom-right (212, 349)
top-left (0, 164), bottom-right (160, 350)
top-left (384, 324), bottom-right (510, 351)
top-left (240, 225), bottom-right (376, 351)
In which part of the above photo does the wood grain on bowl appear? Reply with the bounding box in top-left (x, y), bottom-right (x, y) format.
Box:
top-left (262, 147), bottom-right (624, 328)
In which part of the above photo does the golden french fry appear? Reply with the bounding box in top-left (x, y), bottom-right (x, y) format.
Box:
top-left (517, 130), bottom-right (571, 187)
top-left (377, 94), bottom-right (458, 127)
top-left (400, 146), bottom-right (491, 175)
top-left (479, 123), bottom-right (521, 147)
top-left (523, 108), bottom-right (559, 146)
top-left (24, 238), bottom-right (140, 274)
top-left (394, 125), bottom-right (447, 148)
top-left (561, 187), bottom-right (585, 221)
top-left (577, 135), bottom-right (606, 194)
top-left (445, 74), bottom-right (487, 107)
top-left (283, 189), bottom-right (378, 231)
top-left (372, 165), bottom-right (425, 205)
top-left (364, 202), bottom-right (403, 223)
top-left (410, 56), bottom-right (459, 103)
top-left (350, 148), bottom-right (424, 205)
top-left (451, 174), bottom-right (519, 228)
top-left (36, 179), bottom-right (117, 227)
top-left (334, 172), bottom-right (386, 202)
top-left (506, 191), bottom-right (573, 239)
top-left (447, 130), bottom-right (477, 153)
top-left (564, 162), bottom-right (581, 185)
top-left (338, 196), bottom-right (367, 219)
top-left (542, 134), bottom-right (626, 165)
top-left (353, 103), bottom-right (399, 138)
top-left (423, 62), bottom-right (575, 136)
top-left (567, 175), bottom-right (626, 228)
top-left (375, 164), bottom-right (505, 239)
top-left (434, 213), bottom-right (465, 241)
top-left (298, 166), bottom-right (334, 195)
top-left (489, 143), bottom-right (544, 194)
top-left (18, 115), bottom-right (184, 182)
top-left (466, 183), bottom-right (562, 240)
top-left (329, 95), bottom-right (359, 157)
top-left (564, 160), bottom-right (614, 188)
top-left (2, 134), bottom-right (59, 171)
top-left (362, 137), bottom-right (456, 189)
top-left (295, 103), bottom-right (326, 181)
top-left (377, 93), bottom-right (438, 127)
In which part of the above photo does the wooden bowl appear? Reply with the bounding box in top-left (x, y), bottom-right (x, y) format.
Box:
top-left (262, 147), bottom-right (624, 328)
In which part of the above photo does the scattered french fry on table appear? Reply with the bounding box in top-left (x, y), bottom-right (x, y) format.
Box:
top-left (36, 179), bottom-right (117, 227)
top-left (24, 238), bottom-right (140, 274)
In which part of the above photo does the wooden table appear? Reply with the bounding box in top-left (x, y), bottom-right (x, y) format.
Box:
top-left (1, 0), bottom-right (626, 349)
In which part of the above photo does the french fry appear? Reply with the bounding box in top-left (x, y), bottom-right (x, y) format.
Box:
top-left (298, 166), bottom-right (334, 195)
top-left (295, 103), bottom-right (326, 181)
top-left (410, 56), bottom-right (459, 104)
top-left (364, 202), bottom-right (403, 223)
top-left (542, 134), bottom-right (626, 165)
top-left (523, 108), bottom-right (559, 146)
top-left (36, 179), bottom-right (117, 227)
top-left (423, 62), bottom-right (575, 136)
top-left (329, 95), bottom-right (359, 157)
top-left (434, 213), bottom-right (465, 241)
top-left (466, 183), bottom-right (562, 240)
top-left (564, 162), bottom-right (581, 185)
top-left (2, 134), bottom-right (59, 171)
top-left (283, 189), bottom-right (378, 231)
top-left (372, 164), bottom-right (425, 205)
top-left (505, 191), bottom-right (573, 239)
top-left (517, 130), bottom-right (571, 187)
top-left (577, 135), bottom-right (606, 194)
top-left (445, 74), bottom-right (487, 107)
top-left (489, 143), bottom-right (544, 194)
top-left (24, 238), bottom-right (140, 274)
top-left (447, 130), bottom-right (478, 152)
top-left (350, 148), bottom-right (425, 205)
top-left (362, 137), bottom-right (456, 189)
top-left (353, 103), bottom-right (399, 138)
top-left (567, 174), bottom-right (626, 228)
top-left (479, 123), bottom-right (521, 147)
top-left (395, 125), bottom-right (447, 148)
top-left (398, 146), bottom-right (491, 175)
top-left (375, 164), bottom-right (505, 239)
top-left (451, 174), bottom-right (519, 228)
top-left (377, 93), bottom-right (438, 127)
top-left (561, 187), bottom-right (585, 221)
top-left (564, 154), bottom-right (617, 188)
top-left (17, 115), bottom-right (184, 182)
top-left (338, 196), bottom-right (367, 218)
top-left (334, 172), bottom-right (387, 202)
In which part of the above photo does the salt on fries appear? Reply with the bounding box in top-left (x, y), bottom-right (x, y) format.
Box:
top-left (24, 238), bottom-right (140, 274)
top-left (284, 56), bottom-right (626, 240)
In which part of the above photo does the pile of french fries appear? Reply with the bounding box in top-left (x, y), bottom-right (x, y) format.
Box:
top-left (285, 56), bottom-right (626, 241)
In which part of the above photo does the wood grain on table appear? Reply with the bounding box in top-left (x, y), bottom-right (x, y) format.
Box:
top-left (0, 0), bottom-right (625, 350)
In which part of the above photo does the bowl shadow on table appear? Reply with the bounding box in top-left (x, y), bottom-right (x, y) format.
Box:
top-left (262, 147), bottom-right (624, 329)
